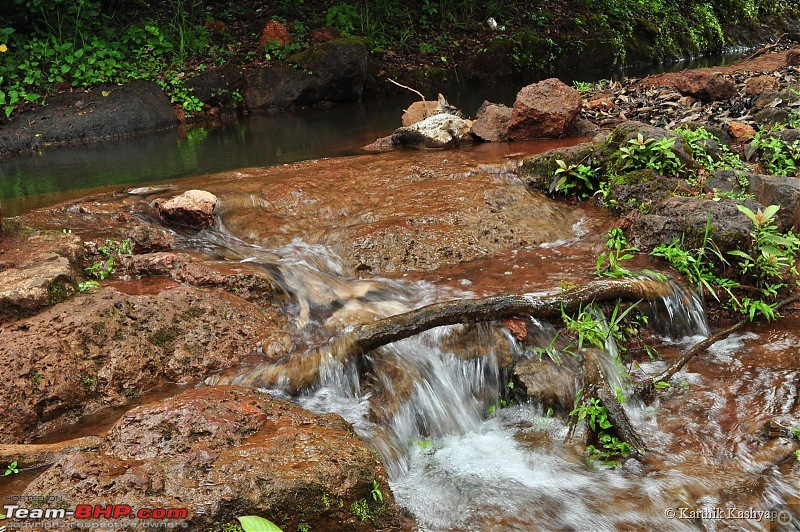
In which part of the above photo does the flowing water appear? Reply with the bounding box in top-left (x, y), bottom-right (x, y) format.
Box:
top-left (3, 47), bottom-right (799, 528)
top-left (172, 189), bottom-right (798, 530)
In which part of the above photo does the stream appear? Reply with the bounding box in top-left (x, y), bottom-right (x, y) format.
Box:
top-left (3, 52), bottom-right (800, 529)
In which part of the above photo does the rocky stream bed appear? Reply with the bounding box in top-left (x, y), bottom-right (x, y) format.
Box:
top-left (1, 47), bottom-right (800, 531)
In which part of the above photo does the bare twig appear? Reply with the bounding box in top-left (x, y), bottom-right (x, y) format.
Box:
top-left (387, 78), bottom-right (427, 102)
top-left (636, 292), bottom-right (800, 396)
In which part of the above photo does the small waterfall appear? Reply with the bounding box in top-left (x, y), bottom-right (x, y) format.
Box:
top-left (647, 276), bottom-right (710, 338)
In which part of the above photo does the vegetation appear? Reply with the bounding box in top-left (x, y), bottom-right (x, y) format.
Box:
top-left (570, 397), bottom-right (631, 467)
top-left (0, 0), bottom-right (797, 120)
top-left (237, 516), bottom-right (283, 532)
top-left (4, 460), bottom-right (19, 476)
top-left (85, 238), bottom-right (132, 281)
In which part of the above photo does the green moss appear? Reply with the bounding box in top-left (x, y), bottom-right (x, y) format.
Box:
top-left (47, 281), bottom-right (70, 305)
top-left (147, 325), bottom-right (182, 354)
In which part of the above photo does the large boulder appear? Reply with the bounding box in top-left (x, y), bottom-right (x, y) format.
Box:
top-left (0, 286), bottom-right (285, 442)
top-left (289, 39), bottom-right (368, 103)
top-left (673, 71), bottom-right (737, 102)
top-left (0, 81), bottom-right (177, 159)
top-left (391, 113), bottom-right (472, 149)
top-left (23, 386), bottom-right (398, 531)
top-left (596, 121), bottom-right (697, 175)
top-left (243, 64), bottom-right (317, 111)
top-left (184, 65), bottom-right (245, 109)
top-left (518, 142), bottom-right (597, 192)
top-left (157, 189), bottom-right (218, 230)
top-left (244, 40), bottom-right (368, 111)
top-left (505, 78), bottom-right (583, 140)
top-left (471, 101), bottom-right (512, 142)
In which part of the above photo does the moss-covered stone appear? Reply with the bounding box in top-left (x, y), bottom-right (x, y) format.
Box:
top-left (518, 142), bottom-right (597, 193)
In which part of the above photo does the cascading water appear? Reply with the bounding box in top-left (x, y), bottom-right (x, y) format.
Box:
top-left (176, 209), bottom-right (798, 531)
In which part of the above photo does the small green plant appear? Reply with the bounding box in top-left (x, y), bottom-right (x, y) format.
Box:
top-left (750, 130), bottom-right (799, 177)
top-left (86, 239), bottom-right (132, 280)
top-left (237, 516), bottom-right (283, 532)
top-left (550, 159), bottom-right (598, 199)
top-left (653, 381), bottom-right (670, 390)
top-left (561, 301), bottom-right (639, 356)
top-left (617, 134), bottom-right (683, 177)
top-left (371, 480), bottom-right (383, 503)
top-left (571, 397), bottom-right (611, 432)
top-left (29, 372), bottom-right (42, 387)
top-left (79, 280), bottom-right (99, 292)
top-left (595, 228), bottom-right (637, 278)
top-left (351, 499), bottom-right (372, 522)
top-left (81, 375), bottom-right (94, 387)
top-left (4, 460), bottom-right (19, 476)
top-left (415, 439), bottom-right (432, 450)
top-left (572, 80), bottom-right (593, 92)
top-left (297, 523), bottom-right (310, 532)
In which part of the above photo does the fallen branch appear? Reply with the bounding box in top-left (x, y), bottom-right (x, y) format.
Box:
top-left (224, 275), bottom-right (675, 392)
top-left (566, 349), bottom-right (647, 454)
top-left (0, 435), bottom-right (104, 469)
top-left (636, 292), bottom-right (800, 396)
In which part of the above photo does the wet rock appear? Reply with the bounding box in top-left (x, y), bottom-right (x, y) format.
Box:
top-left (501, 317), bottom-right (527, 342)
top-left (360, 135), bottom-right (395, 153)
top-left (744, 74), bottom-right (781, 96)
top-left (157, 189), bottom-right (218, 230)
top-left (259, 19), bottom-right (292, 49)
top-left (629, 196), bottom-right (761, 252)
top-left (607, 169), bottom-right (683, 215)
top-left (184, 65), bottom-right (244, 109)
top-left (0, 255), bottom-right (74, 317)
top-left (391, 113), bottom-right (472, 149)
top-left (121, 252), bottom-right (275, 306)
top-left (514, 357), bottom-right (580, 414)
top-left (24, 386), bottom-right (398, 531)
top-left (126, 223), bottom-right (176, 253)
top-left (727, 121), bottom-right (756, 141)
top-left (289, 39), bottom-right (368, 103)
top-left (0, 81), bottom-right (177, 159)
top-left (243, 64), bottom-right (317, 111)
top-left (401, 100), bottom-right (438, 127)
top-left (0, 231), bottom-right (82, 321)
top-left (748, 174), bottom-right (800, 230)
top-left (0, 286), bottom-right (285, 442)
top-left (673, 71), bottom-right (738, 102)
top-left (519, 142), bottom-right (596, 192)
top-left (471, 101), bottom-right (512, 142)
top-left (506, 78), bottom-right (583, 140)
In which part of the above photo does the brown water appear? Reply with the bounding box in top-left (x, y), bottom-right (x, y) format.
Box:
top-left (4, 137), bottom-right (800, 530)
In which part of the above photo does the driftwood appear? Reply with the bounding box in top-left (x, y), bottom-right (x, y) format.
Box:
top-left (224, 276), bottom-right (674, 392)
top-left (636, 292), bottom-right (800, 396)
top-left (0, 435), bottom-right (104, 469)
top-left (744, 34), bottom-right (786, 61)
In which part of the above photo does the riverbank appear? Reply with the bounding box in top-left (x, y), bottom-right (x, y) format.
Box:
top-left (1, 0), bottom-right (799, 160)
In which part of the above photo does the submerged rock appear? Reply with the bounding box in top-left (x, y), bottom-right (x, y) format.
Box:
top-left (24, 386), bottom-right (398, 531)
top-left (506, 78), bottom-right (583, 140)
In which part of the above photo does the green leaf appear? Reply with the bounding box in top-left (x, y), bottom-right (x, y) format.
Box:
top-left (237, 516), bottom-right (284, 532)
top-left (762, 204), bottom-right (781, 221)
top-left (736, 204), bottom-right (757, 224)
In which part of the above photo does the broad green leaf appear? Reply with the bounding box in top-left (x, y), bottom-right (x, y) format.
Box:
top-left (237, 516), bottom-right (283, 532)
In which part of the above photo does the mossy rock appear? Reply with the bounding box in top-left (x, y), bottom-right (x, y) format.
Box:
top-left (597, 121), bottom-right (697, 176)
top-left (518, 142), bottom-right (597, 193)
top-left (608, 170), bottom-right (682, 216)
